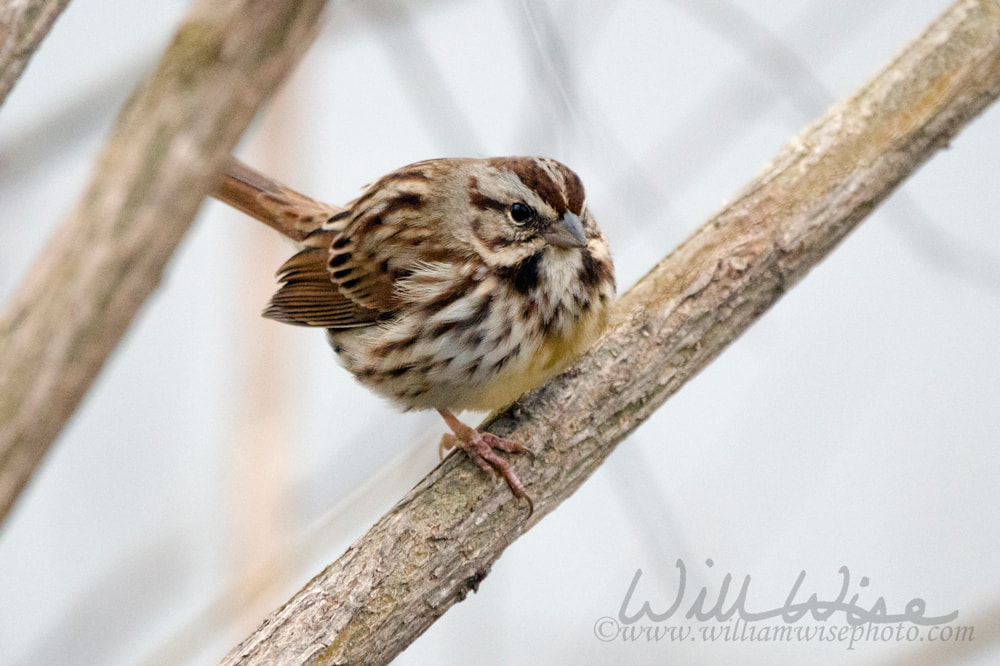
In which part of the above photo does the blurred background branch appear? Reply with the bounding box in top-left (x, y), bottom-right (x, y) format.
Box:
top-left (0, 0), bottom-right (327, 527)
top-left (221, 1), bottom-right (1000, 663)
top-left (0, 0), bottom-right (71, 106)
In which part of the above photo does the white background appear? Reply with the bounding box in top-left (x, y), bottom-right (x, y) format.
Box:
top-left (1, 0), bottom-right (998, 664)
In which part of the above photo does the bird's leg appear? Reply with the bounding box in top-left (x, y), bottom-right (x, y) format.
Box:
top-left (437, 409), bottom-right (534, 515)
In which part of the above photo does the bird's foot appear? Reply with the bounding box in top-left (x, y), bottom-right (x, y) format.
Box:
top-left (438, 410), bottom-right (534, 516)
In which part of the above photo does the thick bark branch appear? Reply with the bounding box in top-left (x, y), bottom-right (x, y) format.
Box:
top-left (0, 0), bottom-right (71, 106)
top-left (0, 0), bottom-right (327, 526)
top-left (220, 1), bottom-right (1000, 664)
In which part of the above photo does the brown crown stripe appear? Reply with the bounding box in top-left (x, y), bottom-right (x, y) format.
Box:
top-left (489, 157), bottom-right (568, 215)
top-left (563, 168), bottom-right (586, 215)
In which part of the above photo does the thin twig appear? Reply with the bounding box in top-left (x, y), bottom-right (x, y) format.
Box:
top-left (220, 1), bottom-right (1000, 663)
top-left (0, 0), bottom-right (328, 527)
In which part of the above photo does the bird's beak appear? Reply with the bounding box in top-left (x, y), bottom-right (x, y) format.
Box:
top-left (543, 211), bottom-right (588, 248)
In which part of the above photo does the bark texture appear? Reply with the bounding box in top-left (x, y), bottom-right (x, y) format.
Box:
top-left (0, 0), bottom-right (327, 526)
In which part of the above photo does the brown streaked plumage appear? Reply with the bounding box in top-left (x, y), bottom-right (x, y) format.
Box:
top-left (213, 156), bottom-right (616, 513)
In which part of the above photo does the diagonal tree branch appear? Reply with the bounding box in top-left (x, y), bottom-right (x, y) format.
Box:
top-left (0, 0), bottom-right (71, 107)
top-left (0, 0), bottom-right (328, 528)
top-left (220, 1), bottom-right (1000, 664)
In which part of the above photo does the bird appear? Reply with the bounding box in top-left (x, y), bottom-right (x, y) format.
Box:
top-left (213, 156), bottom-right (615, 513)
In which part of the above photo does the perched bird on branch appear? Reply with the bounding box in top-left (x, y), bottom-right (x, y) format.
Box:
top-left (213, 157), bottom-right (615, 513)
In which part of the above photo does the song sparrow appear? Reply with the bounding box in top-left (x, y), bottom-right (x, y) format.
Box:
top-left (213, 157), bottom-right (616, 512)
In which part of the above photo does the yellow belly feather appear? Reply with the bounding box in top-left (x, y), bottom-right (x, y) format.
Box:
top-left (456, 307), bottom-right (608, 412)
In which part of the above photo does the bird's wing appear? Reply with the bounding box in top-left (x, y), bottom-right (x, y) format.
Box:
top-left (263, 247), bottom-right (382, 328)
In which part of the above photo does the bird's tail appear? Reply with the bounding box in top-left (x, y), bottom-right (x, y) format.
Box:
top-left (212, 158), bottom-right (344, 245)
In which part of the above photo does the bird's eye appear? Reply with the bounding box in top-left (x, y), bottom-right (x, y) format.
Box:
top-left (509, 202), bottom-right (533, 224)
